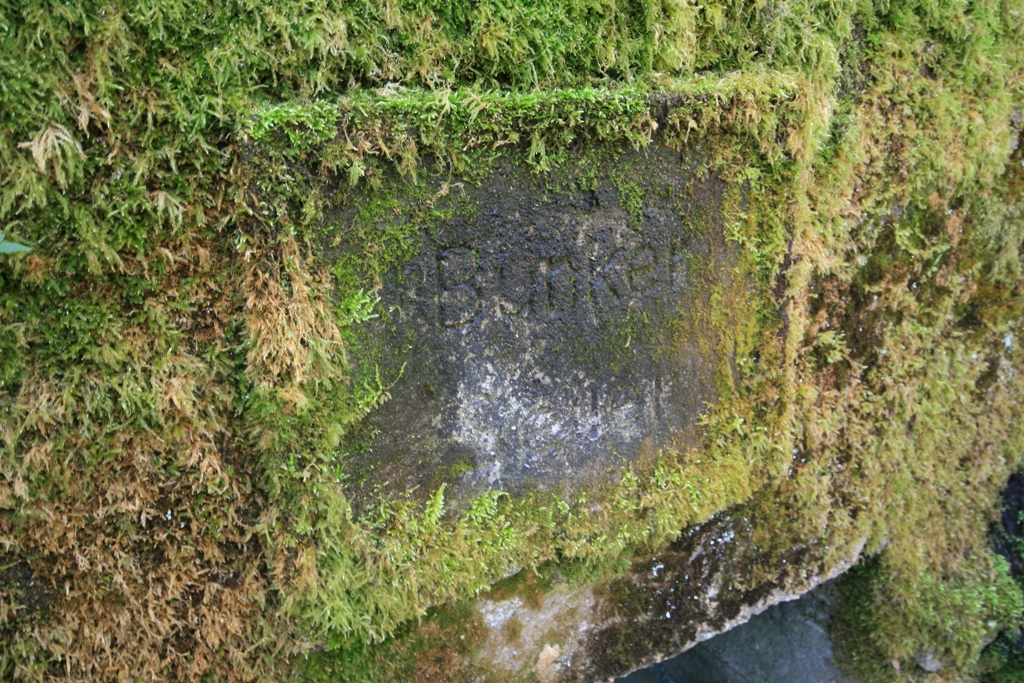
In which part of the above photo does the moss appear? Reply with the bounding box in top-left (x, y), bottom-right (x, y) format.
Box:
top-left (612, 175), bottom-right (646, 228)
top-left (487, 567), bottom-right (561, 609)
top-left (297, 599), bottom-right (491, 683)
top-left (977, 638), bottom-right (1024, 683)
top-left (448, 458), bottom-right (476, 478)
top-left (1, 0), bottom-right (1023, 679)
top-left (501, 615), bottom-right (524, 644)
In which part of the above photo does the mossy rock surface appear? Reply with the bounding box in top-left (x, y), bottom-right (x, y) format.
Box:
top-left (302, 492), bottom-right (866, 683)
top-left (3, 0), bottom-right (1024, 681)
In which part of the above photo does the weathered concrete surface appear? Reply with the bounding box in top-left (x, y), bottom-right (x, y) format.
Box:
top-left (340, 144), bottom-right (734, 504)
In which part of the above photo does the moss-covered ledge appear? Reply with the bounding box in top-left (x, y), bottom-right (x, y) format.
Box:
top-left (296, 491), bottom-right (871, 683)
top-left (238, 69), bottom-right (1024, 680)
top-left (237, 75), bottom-right (810, 652)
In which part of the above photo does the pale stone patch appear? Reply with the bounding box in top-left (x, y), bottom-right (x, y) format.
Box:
top-left (535, 644), bottom-right (561, 683)
top-left (475, 585), bottom-right (598, 678)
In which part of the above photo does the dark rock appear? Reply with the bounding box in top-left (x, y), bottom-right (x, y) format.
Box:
top-left (340, 145), bottom-right (735, 505)
top-left (616, 578), bottom-right (858, 683)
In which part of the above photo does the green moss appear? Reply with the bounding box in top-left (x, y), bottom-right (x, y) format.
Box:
top-left (297, 599), bottom-right (491, 683)
top-left (448, 458), bottom-right (476, 478)
top-left (833, 556), bottom-right (1024, 683)
top-left (2, 0), bottom-right (1024, 679)
top-left (977, 638), bottom-right (1024, 683)
top-left (612, 175), bottom-right (646, 227)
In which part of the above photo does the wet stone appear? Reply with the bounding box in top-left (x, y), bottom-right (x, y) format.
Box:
top-left (341, 145), bottom-right (734, 504)
top-left (616, 577), bottom-right (858, 683)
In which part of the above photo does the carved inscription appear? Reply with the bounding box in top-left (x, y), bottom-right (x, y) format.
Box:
top-left (343, 147), bottom-right (729, 502)
top-left (432, 222), bottom-right (694, 330)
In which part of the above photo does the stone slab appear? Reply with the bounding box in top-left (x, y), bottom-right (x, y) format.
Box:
top-left (339, 144), bottom-right (735, 503)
